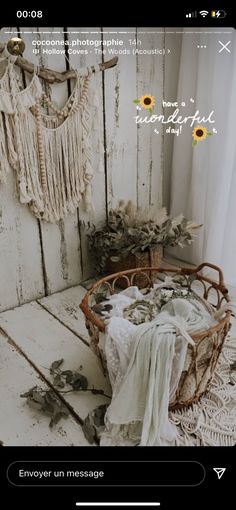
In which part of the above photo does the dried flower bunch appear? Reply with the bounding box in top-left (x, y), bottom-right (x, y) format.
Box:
top-left (109, 287), bottom-right (195, 326)
top-left (88, 200), bottom-right (202, 272)
top-left (123, 299), bottom-right (157, 325)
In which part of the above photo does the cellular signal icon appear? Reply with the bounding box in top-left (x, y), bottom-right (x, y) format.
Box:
top-left (186, 11), bottom-right (197, 18)
top-left (199, 10), bottom-right (209, 17)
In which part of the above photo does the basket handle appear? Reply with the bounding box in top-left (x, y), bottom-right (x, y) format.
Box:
top-left (182, 262), bottom-right (226, 290)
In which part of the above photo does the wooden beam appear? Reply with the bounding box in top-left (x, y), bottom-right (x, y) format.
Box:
top-left (0, 43), bottom-right (118, 83)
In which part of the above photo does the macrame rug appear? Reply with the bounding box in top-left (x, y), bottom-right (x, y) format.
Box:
top-left (168, 334), bottom-right (236, 446)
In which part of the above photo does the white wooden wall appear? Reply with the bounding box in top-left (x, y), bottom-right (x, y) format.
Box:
top-left (0, 27), bottom-right (180, 312)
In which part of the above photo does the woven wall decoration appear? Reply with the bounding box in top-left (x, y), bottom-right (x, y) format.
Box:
top-left (0, 58), bottom-right (97, 222)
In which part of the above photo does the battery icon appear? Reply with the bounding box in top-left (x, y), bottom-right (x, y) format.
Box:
top-left (211, 10), bottom-right (227, 18)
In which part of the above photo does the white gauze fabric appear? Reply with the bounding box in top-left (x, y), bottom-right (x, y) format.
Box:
top-left (100, 287), bottom-right (218, 446)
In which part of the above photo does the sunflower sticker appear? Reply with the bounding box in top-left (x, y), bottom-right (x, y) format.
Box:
top-left (192, 125), bottom-right (214, 147)
top-left (133, 94), bottom-right (155, 113)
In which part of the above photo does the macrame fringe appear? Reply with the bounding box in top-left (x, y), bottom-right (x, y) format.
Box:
top-left (0, 113), bottom-right (10, 183)
top-left (169, 337), bottom-right (236, 446)
top-left (0, 62), bottom-right (95, 222)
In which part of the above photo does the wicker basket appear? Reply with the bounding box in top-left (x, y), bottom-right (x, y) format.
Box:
top-left (107, 246), bottom-right (163, 288)
top-left (80, 263), bottom-right (231, 410)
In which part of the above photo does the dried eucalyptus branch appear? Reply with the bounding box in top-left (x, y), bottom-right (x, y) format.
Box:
top-left (59, 388), bottom-right (111, 399)
top-left (82, 404), bottom-right (108, 444)
top-left (20, 386), bottom-right (70, 428)
top-left (21, 359), bottom-right (111, 429)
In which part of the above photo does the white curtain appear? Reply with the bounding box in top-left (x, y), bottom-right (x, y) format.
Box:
top-left (169, 29), bottom-right (236, 286)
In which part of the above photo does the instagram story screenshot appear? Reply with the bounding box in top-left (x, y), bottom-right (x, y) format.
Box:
top-left (0, 5), bottom-right (235, 509)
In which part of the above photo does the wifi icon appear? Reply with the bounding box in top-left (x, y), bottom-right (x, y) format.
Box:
top-left (199, 10), bottom-right (209, 17)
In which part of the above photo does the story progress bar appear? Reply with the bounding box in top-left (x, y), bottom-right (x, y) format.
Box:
top-left (76, 504), bottom-right (161, 507)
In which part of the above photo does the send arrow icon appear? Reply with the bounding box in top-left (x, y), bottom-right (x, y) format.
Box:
top-left (213, 468), bottom-right (226, 479)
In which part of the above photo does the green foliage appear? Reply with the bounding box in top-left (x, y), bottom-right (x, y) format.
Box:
top-left (20, 359), bottom-right (89, 428)
top-left (21, 359), bottom-right (111, 431)
top-left (87, 201), bottom-right (202, 273)
top-left (49, 358), bottom-right (88, 391)
top-left (20, 386), bottom-right (69, 428)
top-left (82, 404), bottom-right (108, 444)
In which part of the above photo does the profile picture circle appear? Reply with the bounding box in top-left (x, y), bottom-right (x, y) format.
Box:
top-left (7, 37), bottom-right (25, 56)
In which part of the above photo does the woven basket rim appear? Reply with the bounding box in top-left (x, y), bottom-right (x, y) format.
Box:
top-left (80, 263), bottom-right (231, 338)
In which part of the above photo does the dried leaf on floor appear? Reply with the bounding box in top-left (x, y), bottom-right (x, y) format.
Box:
top-left (20, 386), bottom-right (69, 428)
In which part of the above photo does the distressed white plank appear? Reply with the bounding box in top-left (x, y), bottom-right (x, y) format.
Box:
top-left (38, 285), bottom-right (89, 344)
top-left (40, 214), bottom-right (83, 294)
top-left (0, 302), bottom-right (111, 421)
top-left (36, 27), bottom-right (83, 292)
top-left (0, 330), bottom-right (88, 445)
top-left (20, 27), bottom-right (83, 294)
top-left (68, 27), bottom-right (106, 279)
top-left (104, 28), bottom-right (138, 209)
top-left (0, 28), bottom-right (45, 312)
top-left (163, 29), bottom-right (183, 210)
top-left (136, 28), bottom-right (164, 212)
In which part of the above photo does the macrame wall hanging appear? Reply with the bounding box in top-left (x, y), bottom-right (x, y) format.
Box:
top-left (0, 45), bottom-right (117, 222)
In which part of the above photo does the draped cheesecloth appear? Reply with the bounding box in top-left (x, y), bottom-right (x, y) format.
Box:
top-left (99, 288), bottom-right (221, 446)
top-left (0, 59), bottom-right (96, 222)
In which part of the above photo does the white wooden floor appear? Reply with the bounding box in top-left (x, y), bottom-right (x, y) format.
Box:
top-left (0, 283), bottom-right (111, 446)
top-left (1, 261), bottom-right (235, 446)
